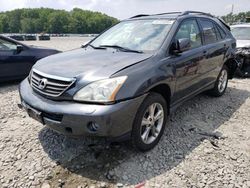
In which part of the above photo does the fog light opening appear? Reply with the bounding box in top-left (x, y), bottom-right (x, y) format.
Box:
top-left (65, 127), bottom-right (73, 133)
top-left (87, 122), bottom-right (100, 132)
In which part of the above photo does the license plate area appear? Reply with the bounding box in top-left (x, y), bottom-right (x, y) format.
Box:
top-left (26, 105), bottom-right (44, 124)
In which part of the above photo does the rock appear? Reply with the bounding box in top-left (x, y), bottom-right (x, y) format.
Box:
top-left (45, 174), bottom-right (53, 180)
top-left (246, 181), bottom-right (250, 187)
top-left (100, 182), bottom-right (107, 188)
top-left (230, 154), bottom-right (238, 161)
top-left (204, 148), bottom-right (214, 154)
top-left (218, 168), bottom-right (224, 175)
top-left (106, 170), bottom-right (115, 180)
top-left (29, 176), bottom-right (35, 181)
top-left (116, 183), bottom-right (123, 187)
top-left (41, 182), bottom-right (51, 188)
top-left (122, 175), bottom-right (128, 181)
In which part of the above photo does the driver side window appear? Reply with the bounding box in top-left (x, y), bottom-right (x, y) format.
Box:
top-left (0, 39), bottom-right (17, 51)
top-left (175, 19), bottom-right (202, 49)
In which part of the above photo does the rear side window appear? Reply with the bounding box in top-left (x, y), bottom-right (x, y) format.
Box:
top-left (175, 19), bottom-right (202, 49)
top-left (214, 25), bottom-right (223, 40)
top-left (217, 25), bottom-right (227, 39)
top-left (200, 19), bottom-right (218, 44)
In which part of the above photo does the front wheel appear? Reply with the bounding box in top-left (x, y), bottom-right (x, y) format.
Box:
top-left (131, 92), bottom-right (167, 151)
top-left (208, 65), bottom-right (229, 97)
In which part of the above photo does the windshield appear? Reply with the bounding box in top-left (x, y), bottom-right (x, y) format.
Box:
top-left (231, 27), bottom-right (250, 40)
top-left (90, 19), bottom-right (174, 52)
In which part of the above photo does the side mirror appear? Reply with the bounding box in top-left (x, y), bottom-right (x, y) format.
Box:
top-left (170, 38), bottom-right (191, 54)
top-left (16, 45), bottom-right (24, 54)
top-left (178, 38), bottom-right (191, 52)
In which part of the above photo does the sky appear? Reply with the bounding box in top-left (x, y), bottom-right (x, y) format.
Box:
top-left (0, 0), bottom-right (250, 19)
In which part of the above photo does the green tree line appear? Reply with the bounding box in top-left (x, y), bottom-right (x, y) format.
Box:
top-left (221, 11), bottom-right (250, 25)
top-left (0, 8), bottom-right (119, 34)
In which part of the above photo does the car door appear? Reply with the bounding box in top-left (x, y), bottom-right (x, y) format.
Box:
top-left (0, 38), bottom-right (34, 80)
top-left (170, 19), bottom-right (206, 103)
top-left (197, 18), bottom-right (228, 84)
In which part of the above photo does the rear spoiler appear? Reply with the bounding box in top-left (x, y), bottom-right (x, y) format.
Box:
top-left (218, 18), bottom-right (231, 31)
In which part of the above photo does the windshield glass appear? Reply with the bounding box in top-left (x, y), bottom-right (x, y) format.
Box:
top-left (90, 19), bottom-right (174, 52)
top-left (231, 27), bottom-right (250, 40)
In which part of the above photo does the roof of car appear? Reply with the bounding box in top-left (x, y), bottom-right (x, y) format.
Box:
top-left (129, 11), bottom-right (214, 20)
top-left (128, 11), bottom-right (231, 31)
top-left (231, 23), bottom-right (250, 28)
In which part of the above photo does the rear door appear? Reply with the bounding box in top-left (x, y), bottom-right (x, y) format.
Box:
top-left (197, 18), bottom-right (228, 84)
top-left (170, 19), bottom-right (206, 103)
top-left (0, 38), bottom-right (34, 80)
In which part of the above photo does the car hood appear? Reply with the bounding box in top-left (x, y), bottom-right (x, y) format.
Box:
top-left (33, 48), bottom-right (152, 81)
top-left (30, 45), bottom-right (60, 52)
top-left (236, 40), bottom-right (250, 48)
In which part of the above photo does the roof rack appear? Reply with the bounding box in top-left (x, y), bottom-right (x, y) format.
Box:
top-left (130, 11), bottom-right (214, 19)
top-left (130, 12), bottom-right (182, 19)
top-left (181, 11), bottom-right (214, 17)
top-left (130, 14), bottom-right (150, 19)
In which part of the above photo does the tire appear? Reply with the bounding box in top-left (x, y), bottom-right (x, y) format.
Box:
top-left (208, 65), bottom-right (229, 97)
top-left (131, 92), bottom-right (168, 151)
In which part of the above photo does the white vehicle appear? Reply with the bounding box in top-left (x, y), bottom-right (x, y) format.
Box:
top-left (231, 24), bottom-right (250, 77)
top-left (231, 24), bottom-right (250, 48)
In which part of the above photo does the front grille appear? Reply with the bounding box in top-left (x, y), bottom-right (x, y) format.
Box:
top-left (30, 69), bottom-right (75, 97)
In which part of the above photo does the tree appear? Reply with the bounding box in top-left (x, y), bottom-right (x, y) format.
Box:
top-left (48, 11), bottom-right (70, 33)
top-left (0, 8), bottom-right (118, 34)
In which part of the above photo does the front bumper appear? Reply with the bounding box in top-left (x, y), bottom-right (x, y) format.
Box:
top-left (19, 79), bottom-right (146, 138)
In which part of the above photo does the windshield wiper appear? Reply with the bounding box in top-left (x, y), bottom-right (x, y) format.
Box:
top-left (99, 45), bottom-right (143, 53)
top-left (88, 44), bottom-right (106, 50)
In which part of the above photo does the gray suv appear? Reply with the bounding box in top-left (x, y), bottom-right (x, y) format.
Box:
top-left (19, 11), bottom-right (237, 151)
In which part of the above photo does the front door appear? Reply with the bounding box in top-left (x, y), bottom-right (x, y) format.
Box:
top-left (0, 38), bottom-right (33, 80)
top-left (170, 19), bottom-right (206, 104)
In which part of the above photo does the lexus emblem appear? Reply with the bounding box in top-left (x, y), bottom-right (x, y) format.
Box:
top-left (38, 78), bottom-right (48, 90)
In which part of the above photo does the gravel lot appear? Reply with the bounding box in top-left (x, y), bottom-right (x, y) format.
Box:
top-left (0, 37), bottom-right (250, 188)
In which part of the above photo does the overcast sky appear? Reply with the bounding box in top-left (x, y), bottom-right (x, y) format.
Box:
top-left (0, 0), bottom-right (250, 19)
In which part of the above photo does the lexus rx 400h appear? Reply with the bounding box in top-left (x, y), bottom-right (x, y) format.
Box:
top-left (19, 11), bottom-right (237, 151)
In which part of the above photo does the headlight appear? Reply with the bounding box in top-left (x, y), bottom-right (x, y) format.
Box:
top-left (73, 76), bottom-right (127, 102)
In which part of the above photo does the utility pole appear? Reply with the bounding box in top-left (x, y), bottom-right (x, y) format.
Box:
top-left (230, 4), bottom-right (234, 24)
top-left (231, 4), bottom-right (234, 14)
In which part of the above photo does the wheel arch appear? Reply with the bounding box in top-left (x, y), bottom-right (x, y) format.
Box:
top-left (148, 83), bottom-right (171, 115)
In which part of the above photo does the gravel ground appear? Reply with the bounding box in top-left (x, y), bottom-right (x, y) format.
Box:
top-left (0, 38), bottom-right (250, 188)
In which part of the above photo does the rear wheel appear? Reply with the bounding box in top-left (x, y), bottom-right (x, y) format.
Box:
top-left (131, 92), bottom-right (167, 151)
top-left (208, 65), bottom-right (229, 97)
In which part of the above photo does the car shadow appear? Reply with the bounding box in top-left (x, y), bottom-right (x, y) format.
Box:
top-left (0, 80), bottom-right (22, 88)
top-left (38, 86), bottom-right (250, 186)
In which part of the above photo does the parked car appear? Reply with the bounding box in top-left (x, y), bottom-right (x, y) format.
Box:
top-left (231, 24), bottom-right (250, 77)
top-left (24, 35), bottom-right (37, 41)
top-left (38, 34), bottom-right (50, 41)
top-left (0, 35), bottom-right (60, 82)
top-left (9, 35), bottom-right (25, 41)
top-left (19, 11), bottom-right (237, 151)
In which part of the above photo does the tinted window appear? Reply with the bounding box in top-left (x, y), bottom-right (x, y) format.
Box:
top-left (0, 39), bottom-right (17, 51)
top-left (200, 19), bottom-right (218, 44)
top-left (214, 25), bottom-right (222, 40)
top-left (175, 19), bottom-right (202, 49)
top-left (217, 25), bottom-right (227, 39)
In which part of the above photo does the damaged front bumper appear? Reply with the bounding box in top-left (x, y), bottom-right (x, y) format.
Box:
top-left (19, 78), bottom-right (146, 139)
top-left (235, 47), bottom-right (250, 77)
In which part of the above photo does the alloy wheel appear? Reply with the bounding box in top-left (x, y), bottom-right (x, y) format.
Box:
top-left (140, 103), bottom-right (164, 144)
top-left (218, 69), bottom-right (228, 93)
